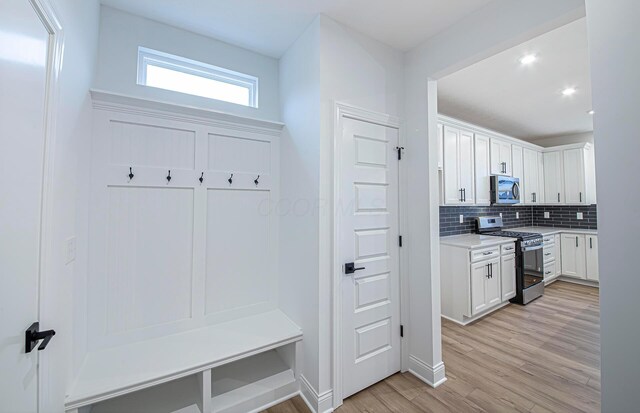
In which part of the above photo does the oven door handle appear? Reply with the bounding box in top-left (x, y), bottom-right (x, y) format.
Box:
top-left (522, 244), bottom-right (543, 252)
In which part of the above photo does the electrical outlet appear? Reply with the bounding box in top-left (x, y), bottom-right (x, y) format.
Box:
top-left (544, 212), bottom-right (550, 219)
top-left (499, 212), bottom-right (503, 218)
top-left (516, 212), bottom-right (520, 219)
top-left (459, 214), bottom-right (464, 224)
top-left (66, 237), bottom-right (76, 264)
top-left (577, 212), bottom-right (584, 220)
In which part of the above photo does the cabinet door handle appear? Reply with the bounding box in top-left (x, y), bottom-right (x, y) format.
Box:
top-left (459, 188), bottom-right (463, 202)
top-left (579, 192), bottom-right (583, 203)
top-left (558, 193), bottom-right (560, 203)
top-left (463, 188), bottom-right (466, 202)
top-left (590, 238), bottom-right (593, 249)
top-left (576, 236), bottom-right (579, 247)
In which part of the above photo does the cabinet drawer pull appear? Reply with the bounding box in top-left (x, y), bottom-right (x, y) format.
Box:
top-left (545, 271), bottom-right (552, 275)
top-left (483, 251), bottom-right (493, 256)
top-left (544, 252), bottom-right (552, 256)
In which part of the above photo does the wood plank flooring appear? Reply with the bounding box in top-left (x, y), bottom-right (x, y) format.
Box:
top-left (264, 281), bottom-right (600, 413)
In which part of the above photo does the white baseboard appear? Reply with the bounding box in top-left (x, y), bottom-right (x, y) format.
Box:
top-left (408, 356), bottom-right (447, 388)
top-left (299, 374), bottom-right (334, 413)
top-left (557, 276), bottom-right (599, 288)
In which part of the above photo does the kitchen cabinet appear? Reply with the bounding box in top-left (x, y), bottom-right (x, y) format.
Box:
top-left (512, 145), bottom-right (524, 199)
top-left (563, 148), bottom-right (597, 205)
top-left (561, 234), bottom-right (587, 279)
top-left (443, 126), bottom-right (475, 204)
top-left (544, 151), bottom-right (564, 204)
top-left (471, 258), bottom-right (501, 316)
top-left (490, 138), bottom-right (512, 175)
top-left (474, 134), bottom-right (491, 205)
top-left (501, 253), bottom-right (516, 301)
top-left (437, 123), bottom-right (444, 169)
top-left (554, 234), bottom-right (562, 276)
top-left (523, 148), bottom-right (543, 204)
top-left (586, 235), bottom-right (599, 281)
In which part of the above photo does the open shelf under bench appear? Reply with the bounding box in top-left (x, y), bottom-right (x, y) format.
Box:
top-left (65, 310), bottom-right (302, 412)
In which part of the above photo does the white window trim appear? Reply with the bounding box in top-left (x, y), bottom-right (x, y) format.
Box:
top-left (136, 46), bottom-right (259, 108)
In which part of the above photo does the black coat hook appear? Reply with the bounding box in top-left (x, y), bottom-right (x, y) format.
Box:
top-left (228, 173), bottom-right (233, 185)
top-left (166, 170), bottom-right (172, 183)
top-left (199, 172), bottom-right (204, 184)
top-left (254, 175), bottom-right (260, 186)
top-left (128, 167), bottom-right (134, 180)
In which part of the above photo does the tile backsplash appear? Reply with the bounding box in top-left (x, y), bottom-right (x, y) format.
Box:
top-left (440, 204), bottom-right (597, 236)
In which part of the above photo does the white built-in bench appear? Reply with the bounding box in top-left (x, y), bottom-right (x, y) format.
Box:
top-left (65, 310), bottom-right (302, 413)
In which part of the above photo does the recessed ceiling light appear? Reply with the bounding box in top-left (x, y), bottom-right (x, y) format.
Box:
top-left (562, 87), bottom-right (577, 96)
top-left (519, 54), bottom-right (537, 65)
top-left (588, 110), bottom-right (595, 115)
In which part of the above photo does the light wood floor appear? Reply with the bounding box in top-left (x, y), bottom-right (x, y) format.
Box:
top-left (264, 281), bottom-right (600, 413)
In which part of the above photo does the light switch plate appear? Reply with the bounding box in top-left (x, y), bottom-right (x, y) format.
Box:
top-left (577, 212), bottom-right (584, 220)
top-left (459, 214), bottom-right (464, 224)
top-left (66, 236), bottom-right (76, 264)
top-left (544, 212), bottom-right (550, 219)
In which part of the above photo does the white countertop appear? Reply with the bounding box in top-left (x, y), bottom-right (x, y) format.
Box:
top-left (440, 234), bottom-right (517, 249)
top-left (508, 226), bottom-right (598, 236)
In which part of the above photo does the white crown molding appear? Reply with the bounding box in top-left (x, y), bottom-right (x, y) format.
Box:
top-left (299, 375), bottom-right (334, 413)
top-left (337, 102), bottom-right (401, 129)
top-left (438, 114), bottom-right (592, 153)
top-left (90, 89), bottom-right (284, 136)
top-left (408, 356), bottom-right (447, 388)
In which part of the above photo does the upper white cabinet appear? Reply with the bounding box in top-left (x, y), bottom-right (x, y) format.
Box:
top-left (490, 138), bottom-right (512, 176)
top-left (563, 147), bottom-right (597, 205)
top-left (443, 125), bottom-right (475, 204)
top-left (438, 116), bottom-right (596, 207)
top-left (544, 151), bottom-right (564, 204)
top-left (523, 148), bottom-right (544, 204)
top-left (438, 123), bottom-right (444, 169)
top-left (474, 134), bottom-right (491, 205)
top-left (512, 145), bottom-right (524, 198)
top-left (586, 235), bottom-right (599, 281)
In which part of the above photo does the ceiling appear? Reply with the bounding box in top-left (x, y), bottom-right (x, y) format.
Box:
top-left (100, 0), bottom-right (494, 57)
top-left (438, 18), bottom-right (593, 141)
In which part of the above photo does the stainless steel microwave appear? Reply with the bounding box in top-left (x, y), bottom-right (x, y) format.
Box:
top-left (491, 176), bottom-right (520, 205)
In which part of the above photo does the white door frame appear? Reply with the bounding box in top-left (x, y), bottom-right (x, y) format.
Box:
top-left (332, 102), bottom-right (406, 408)
top-left (29, 0), bottom-right (64, 410)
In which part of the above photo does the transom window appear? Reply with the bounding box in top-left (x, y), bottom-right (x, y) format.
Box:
top-left (137, 47), bottom-right (258, 108)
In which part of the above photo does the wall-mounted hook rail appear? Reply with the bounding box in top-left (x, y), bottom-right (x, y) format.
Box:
top-left (254, 175), bottom-right (260, 186)
top-left (228, 173), bottom-right (233, 185)
top-left (199, 172), bottom-right (204, 184)
top-left (128, 167), bottom-right (134, 181)
top-left (166, 170), bottom-right (172, 183)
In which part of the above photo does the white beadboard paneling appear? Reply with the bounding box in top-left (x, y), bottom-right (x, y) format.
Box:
top-left (205, 189), bottom-right (272, 315)
top-left (208, 134), bottom-right (271, 175)
top-left (106, 186), bottom-right (194, 334)
top-left (110, 121), bottom-right (196, 169)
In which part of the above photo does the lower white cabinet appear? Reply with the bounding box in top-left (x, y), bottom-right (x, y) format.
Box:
top-left (441, 240), bottom-right (516, 324)
top-left (554, 234), bottom-right (562, 276)
top-left (561, 234), bottom-right (587, 279)
top-left (471, 257), bottom-right (501, 315)
top-left (501, 254), bottom-right (517, 301)
top-left (586, 235), bottom-right (599, 281)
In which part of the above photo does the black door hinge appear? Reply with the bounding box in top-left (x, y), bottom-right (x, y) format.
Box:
top-left (395, 146), bottom-right (405, 160)
top-left (399, 235), bottom-right (403, 247)
top-left (400, 325), bottom-right (404, 337)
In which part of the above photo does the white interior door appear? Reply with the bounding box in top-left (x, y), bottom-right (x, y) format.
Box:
top-left (0, 1), bottom-right (53, 411)
top-left (340, 116), bottom-right (401, 399)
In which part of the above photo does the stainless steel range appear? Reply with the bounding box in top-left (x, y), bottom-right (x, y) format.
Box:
top-left (476, 216), bottom-right (544, 304)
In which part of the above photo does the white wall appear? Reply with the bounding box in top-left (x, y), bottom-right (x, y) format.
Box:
top-left (530, 131), bottom-right (594, 147)
top-left (404, 0), bottom-right (586, 389)
top-left (39, 0), bottom-right (100, 410)
top-left (279, 15), bottom-right (404, 410)
top-left (585, 1), bottom-right (640, 410)
top-left (278, 17), bottom-right (322, 406)
top-left (94, 6), bottom-right (280, 122)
